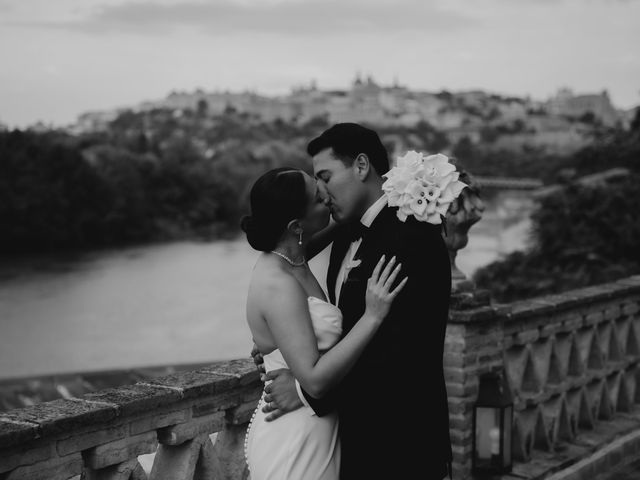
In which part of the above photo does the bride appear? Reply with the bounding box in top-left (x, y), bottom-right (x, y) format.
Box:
top-left (241, 167), bottom-right (406, 480)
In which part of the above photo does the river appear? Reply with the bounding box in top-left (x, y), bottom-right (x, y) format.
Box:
top-left (0, 191), bottom-right (534, 380)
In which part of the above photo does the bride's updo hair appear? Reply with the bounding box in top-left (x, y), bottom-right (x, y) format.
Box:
top-left (240, 167), bottom-right (308, 252)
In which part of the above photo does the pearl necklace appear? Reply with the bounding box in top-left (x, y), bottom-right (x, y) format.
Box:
top-left (270, 249), bottom-right (306, 267)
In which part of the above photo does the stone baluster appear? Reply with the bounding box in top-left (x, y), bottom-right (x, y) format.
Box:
top-left (443, 167), bottom-right (506, 479)
top-left (81, 430), bottom-right (157, 479)
top-left (144, 362), bottom-right (257, 480)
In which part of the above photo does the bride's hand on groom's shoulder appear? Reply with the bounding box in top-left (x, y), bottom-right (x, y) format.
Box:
top-left (364, 255), bottom-right (408, 322)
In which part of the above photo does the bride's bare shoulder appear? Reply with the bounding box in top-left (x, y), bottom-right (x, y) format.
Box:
top-left (249, 256), bottom-right (302, 300)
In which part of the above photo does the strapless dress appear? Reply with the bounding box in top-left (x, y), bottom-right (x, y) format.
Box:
top-left (244, 296), bottom-right (343, 480)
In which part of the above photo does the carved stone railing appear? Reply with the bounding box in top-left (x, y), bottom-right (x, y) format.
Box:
top-left (0, 360), bottom-right (261, 479)
top-left (2, 277), bottom-right (640, 480)
top-left (445, 275), bottom-right (640, 479)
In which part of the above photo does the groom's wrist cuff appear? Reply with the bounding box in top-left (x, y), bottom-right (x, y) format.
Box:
top-left (295, 380), bottom-right (316, 416)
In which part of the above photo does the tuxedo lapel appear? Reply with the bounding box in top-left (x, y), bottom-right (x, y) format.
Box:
top-left (336, 206), bottom-right (397, 331)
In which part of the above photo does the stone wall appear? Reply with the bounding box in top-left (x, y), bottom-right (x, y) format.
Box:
top-left (1, 275), bottom-right (639, 480)
top-left (0, 360), bottom-right (261, 479)
top-left (445, 275), bottom-right (640, 479)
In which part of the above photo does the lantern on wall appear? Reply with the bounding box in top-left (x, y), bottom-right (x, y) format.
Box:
top-left (472, 371), bottom-right (513, 475)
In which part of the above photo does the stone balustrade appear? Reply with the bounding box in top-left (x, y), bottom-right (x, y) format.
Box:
top-left (1, 275), bottom-right (640, 480)
top-left (0, 360), bottom-right (261, 480)
top-left (446, 275), bottom-right (640, 479)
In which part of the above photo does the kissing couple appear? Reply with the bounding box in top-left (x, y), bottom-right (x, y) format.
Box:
top-left (241, 123), bottom-right (455, 480)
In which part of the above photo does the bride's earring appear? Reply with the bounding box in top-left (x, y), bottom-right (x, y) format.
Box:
top-left (298, 231), bottom-right (303, 246)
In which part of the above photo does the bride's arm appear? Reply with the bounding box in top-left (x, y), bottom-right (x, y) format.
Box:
top-left (263, 256), bottom-right (406, 399)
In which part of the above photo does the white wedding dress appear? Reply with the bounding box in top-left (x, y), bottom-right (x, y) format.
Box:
top-left (245, 296), bottom-right (343, 480)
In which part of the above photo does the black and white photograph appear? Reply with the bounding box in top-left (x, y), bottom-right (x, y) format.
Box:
top-left (1, 0), bottom-right (639, 478)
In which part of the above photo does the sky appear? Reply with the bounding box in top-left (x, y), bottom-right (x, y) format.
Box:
top-left (0, 0), bottom-right (639, 128)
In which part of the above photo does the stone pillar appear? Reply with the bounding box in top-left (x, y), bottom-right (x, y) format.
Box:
top-left (210, 424), bottom-right (250, 480)
top-left (443, 167), bottom-right (505, 479)
top-left (446, 296), bottom-right (504, 479)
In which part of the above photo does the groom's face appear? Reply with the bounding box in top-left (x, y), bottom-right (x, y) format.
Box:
top-left (312, 148), bottom-right (365, 224)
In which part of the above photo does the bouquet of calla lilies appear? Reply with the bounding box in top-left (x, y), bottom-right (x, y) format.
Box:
top-left (382, 151), bottom-right (467, 225)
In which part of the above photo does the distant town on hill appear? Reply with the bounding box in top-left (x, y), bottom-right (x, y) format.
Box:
top-left (1, 73), bottom-right (638, 275)
top-left (72, 74), bottom-right (637, 156)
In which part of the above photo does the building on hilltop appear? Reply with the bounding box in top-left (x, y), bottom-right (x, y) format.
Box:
top-left (546, 87), bottom-right (620, 126)
top-left (73, 110), bottom-right (120, 133)
top-left (496, 100), bottom-right (528, 121)
top-left (71, 76), bottom-right (627, 145)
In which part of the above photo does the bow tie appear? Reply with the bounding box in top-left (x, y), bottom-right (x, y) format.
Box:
top-left (345, 222), bottom-right (368, 243)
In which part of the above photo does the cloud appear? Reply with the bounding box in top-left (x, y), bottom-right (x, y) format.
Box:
top-left (12, 0), bottom-right (475, 36)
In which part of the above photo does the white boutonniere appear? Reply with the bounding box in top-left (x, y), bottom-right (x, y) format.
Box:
top-left (343, 258), bottom-right (362, 284)
top-left (346, 258), bottom-right (362, 271)
top-left (382, 151), bottom-right (467, 224)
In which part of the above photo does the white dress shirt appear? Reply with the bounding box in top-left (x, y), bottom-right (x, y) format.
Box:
top-left (295, 194), bottom-right (388, 413)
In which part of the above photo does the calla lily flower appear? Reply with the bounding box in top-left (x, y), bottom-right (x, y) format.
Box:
top-left (381, 150), bottom-right (467, 224)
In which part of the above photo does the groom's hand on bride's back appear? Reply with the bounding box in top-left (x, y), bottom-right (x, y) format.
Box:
top-left (262, 369), bottom-right (303, 421)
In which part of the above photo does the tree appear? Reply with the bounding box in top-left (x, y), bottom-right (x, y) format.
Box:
top-left (197, 99), bottom-right (209, 118)
top-left (0, 130), bottom-right (112, 251)
top-left (473, 174), bottom-right (640, 302)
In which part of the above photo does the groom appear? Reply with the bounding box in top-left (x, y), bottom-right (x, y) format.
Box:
top-left (258, 123), bottom-right (452, 479)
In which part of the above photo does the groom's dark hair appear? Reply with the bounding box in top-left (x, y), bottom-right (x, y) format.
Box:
top-left (307, 123), bottom-right (389, 176)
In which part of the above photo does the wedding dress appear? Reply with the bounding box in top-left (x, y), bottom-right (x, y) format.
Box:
top-left (245, 296), bottom-right (343, 480)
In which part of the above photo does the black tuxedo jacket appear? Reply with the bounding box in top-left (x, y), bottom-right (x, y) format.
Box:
top-left (304, 205), bottom-right (453, 479)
